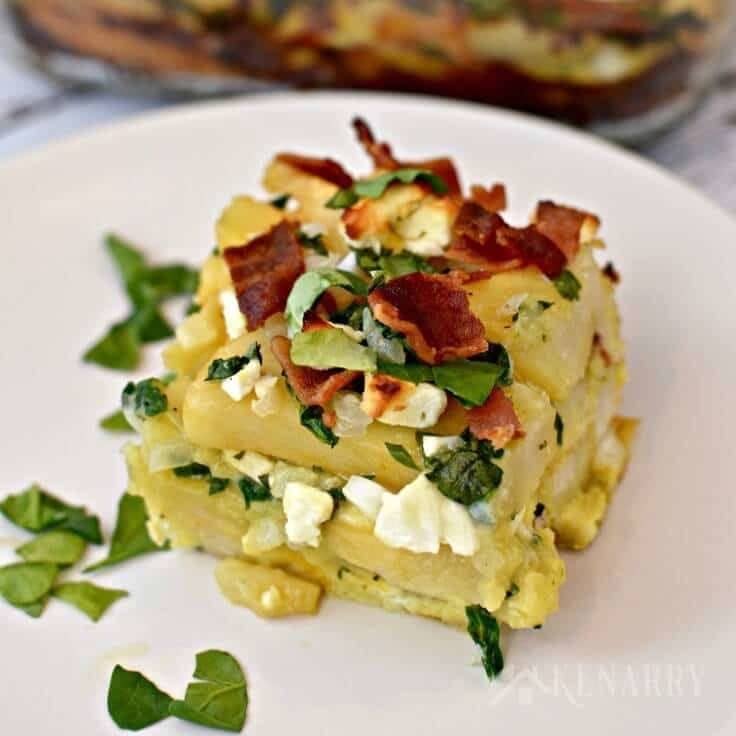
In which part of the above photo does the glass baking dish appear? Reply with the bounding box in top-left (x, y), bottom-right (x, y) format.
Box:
top-left (6, 0), bottom-right (735, 142)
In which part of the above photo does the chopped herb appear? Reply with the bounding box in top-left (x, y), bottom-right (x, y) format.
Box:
top-left (107, 665), bottom-right (173, 731)
top-left (298, 230), bottom-right (328, 256)
top-left (326, 169), bottom-right (448, 209)
top-left (337, 566), bottom-right (350, 580)
top-left (174, 463), bottom-right (211, 479)
top-left (552, 269), bottom-right (581, 301)
top-left (85, 494), bottom-right (164, 573)
top-left (122, 379), bottom-right (168, 421)
top-left (466, 604), bottom-right (504, 680)
top-left (0, 484), bottom-right (102, 543)
top-left (290, 328), bottom-right (376, 371)
top-left (534, 502), bottom-right (546, 518)
top-left (85, 233), bottom-right (199, 371)
top-left (0, 561), bottom-right (58, 609)
top-left (285, 269), bottom-right (368, 333)
top-left (376, 359), bottom-right (433, 384)
top-left (299, 405), bottom-right (339, 447)
top-left (483, 343), bottom-right (513, 386)
top-left (538, 300), bottom-right (554, 311)
top-left (209, 477), bottom-right (230, 495)
top-left (432, 360), bottom-right (504, 407)
top-left (185, 300), bottom-right (202, 316)
top-left (378, 358), bottom-right (503, 407)
top-left (206, 343), bottom-right (262, 381)
top-left (99, 409), bottom-right (134, 433)
top-left (270, 193), bottom-right (291, 210)
top-left (328, 488), bottom-right (346, 507)
top-left (84, 321), bottom-right (141, 371)
top-left (385, 443), bottom-right (421, 471)
top-left (238, 476), bottom-right (272, 509)
top-left (554, 412), bottom-right (564, 446)
top-left (16, 530), bottom-right (86, 567)
top-left (505, 583), bottom-right (520, 598)
top-left (330, 302), bottom-right (365, 331)
top-left (425, 430), bottom-right (503, 505)
top-left (53, 581), bottom-right (128, 622)
top-left (372, 574), bottom-right (380, 582)
top-left (169, 650), bottom-right (248, 733)
top-left (355, 249), bottom-right (436, 280)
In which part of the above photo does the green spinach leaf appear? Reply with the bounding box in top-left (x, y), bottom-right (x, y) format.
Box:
top-left (466, 604), bottom-right (504, 680)
top-left (206, 343), bottom-right (262, 381)
top-left (85, 494), bottom-right (164, 573)
top-left (0, 484), bottom-right (102, 543)
top-left (16, 530), bottom-right (86, 567)
top-left (107, 665), bottom-right (173, 731)
top-left (0, 561), bottom-right (58, 607)
top-left (285, 269), bottom-right (368, 333)
top-left (326, 169), bottom-right (449, 209)
top-left (169, 650), bottom-right (248, 733)
top-left (53, 581), bottom-right (128, 622)
top-left (425, 430), bottom-right (503, 505)
top-left (299, 405), bottom-right (339, 447)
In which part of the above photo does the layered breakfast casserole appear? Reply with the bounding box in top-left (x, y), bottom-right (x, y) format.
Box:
top-left (120, 120), bottom-right (636, 665)
top-left (12, 0), bottom-right (722, 128)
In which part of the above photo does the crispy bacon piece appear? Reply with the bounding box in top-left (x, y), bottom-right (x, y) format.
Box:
top-left (471, 183), bottom-right (507, 213)
top-left (276, 153), bottom-right (353, 189)
top-left (368, 273), bottom-right (487, 365)
top-left (535, 201), bottom-right (600, 261)
top-left (351, 118), bottom-right (462, 196)
top-left (271, 336), bottom-right (360, 408)
top-left (224, 221), bottom-right (305, 331)
top-left (467, 388), bottom-right (524, 448)
top-left (448, 201), bottom-right (567, 278)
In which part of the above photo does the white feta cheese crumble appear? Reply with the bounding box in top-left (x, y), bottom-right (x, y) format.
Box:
top-left (224, 449), bottom-right (274, 479)
top-left (422, 434), bottom-right (462, 458)
top-left (377, 381), bottom-right (447, 429)
top-left (343, 475), bottom-right (387, 521)
top-left (440, 498), bottom-right (479, 556)
top-left (251, 375), bottom-right (280, 418)
top-left (221, 360), bottom-right (261, 402)
top-left (219, 288), bottom-right (246, 340)
top-left (374, 475), bottom-right (478, 556)
top-left (283, 482), bottom-right (334, 547)
top-left (374, 475), bottom-right (442, 554)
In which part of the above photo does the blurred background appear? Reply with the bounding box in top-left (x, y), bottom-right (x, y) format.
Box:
top-left (1, 0), bottom-right (734, 209)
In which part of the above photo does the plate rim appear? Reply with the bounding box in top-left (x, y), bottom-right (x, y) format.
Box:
top-left (0, 89), bottom-right (734, 229)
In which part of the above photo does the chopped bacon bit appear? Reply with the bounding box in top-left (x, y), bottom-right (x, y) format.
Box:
top-left (302, 291), bottom-right (338, 331)
top-left (602, 261), bottom-right (620, 284)
top-left (448, 201), bottom-right (566, 278)
top-left (271, 336), bottom-right (360, 407)
top-left (467, 388), bottom-right (524, 448)
top-left (351, 117), bottom-right (462, 196)
top-left (471, 183), bottom-right (507, 213)
top-left (535, 201), bottom-right (600, 260)
top-left (368, 273), bottom-right (488, 365)
top-left (353, 117), bottom-right (398, 170)
top-left (224, 221), bottom-right (305, 331)
top-left (276, 153), bottom-right (353, 189)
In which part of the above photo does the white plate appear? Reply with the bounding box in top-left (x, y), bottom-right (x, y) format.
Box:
top-left (1, 93), bottom-right (735, 736)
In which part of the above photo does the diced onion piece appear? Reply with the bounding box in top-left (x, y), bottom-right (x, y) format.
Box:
top-left (224, 449), bottom-right (274, 479)
top-left (332, 392), bottom-right (372, 438)
top-left (251, 375), bottom-right (280, 418)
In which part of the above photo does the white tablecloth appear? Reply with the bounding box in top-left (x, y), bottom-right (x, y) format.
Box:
top-left (1, 12), bottom-right (734, 213)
